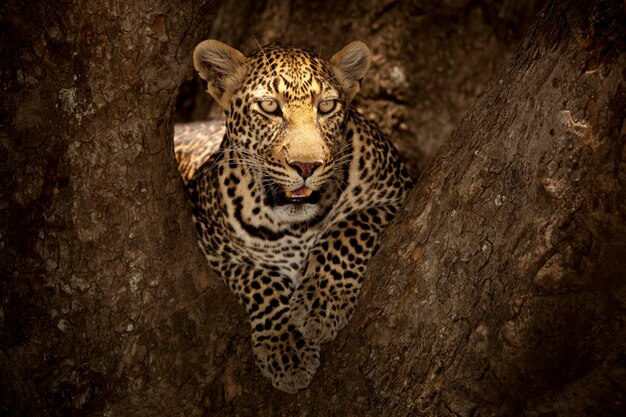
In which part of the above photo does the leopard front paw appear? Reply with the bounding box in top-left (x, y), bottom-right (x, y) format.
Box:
top-left (290, 288), bottom-right (350, 344)
top-left (252, 325), bottom-right (321, 394)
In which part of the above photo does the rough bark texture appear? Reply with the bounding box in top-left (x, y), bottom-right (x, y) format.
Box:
top-left (0, 1), bottom-right (224, 416)
top-left (2, 0), bottom-right (625, 416)
top-left (346, 2), bottom-right (626, 415)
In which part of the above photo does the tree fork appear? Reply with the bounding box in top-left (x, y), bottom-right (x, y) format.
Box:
top-left (1, 0), bottom-right (624, 416)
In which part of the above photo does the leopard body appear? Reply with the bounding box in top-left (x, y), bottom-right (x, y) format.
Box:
top-left (174, 40), bottom-right (412, 393)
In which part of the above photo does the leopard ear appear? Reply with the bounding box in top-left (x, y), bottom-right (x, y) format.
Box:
top-left (193, 40), bottom-right (247, 109)
top-left (330, 41), bottom-right (371, 102)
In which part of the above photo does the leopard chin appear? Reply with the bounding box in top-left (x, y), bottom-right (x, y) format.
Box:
top-left (272, 202), bottom-right (323, 223)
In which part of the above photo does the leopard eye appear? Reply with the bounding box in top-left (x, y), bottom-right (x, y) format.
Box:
top-left (259, 99), bottom-right (280, 115)
top-left (318, 99), bottom-right (337, 115)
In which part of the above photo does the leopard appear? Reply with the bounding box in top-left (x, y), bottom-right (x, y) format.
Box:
top-left (174, 39), bottom-right (413, 393)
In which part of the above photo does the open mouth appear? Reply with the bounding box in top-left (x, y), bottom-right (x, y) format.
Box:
top-left (265, 184), bottom-right (321, 206)
top-left (285, 186), bottom-right (312, 199)
top-left (279, 186), bottom-right (320, 205)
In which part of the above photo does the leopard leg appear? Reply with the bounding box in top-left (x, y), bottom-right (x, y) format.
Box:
top-left (290, 206), bottom-right (397, 344)
top-left (222, 263), bottom-right (321, 393)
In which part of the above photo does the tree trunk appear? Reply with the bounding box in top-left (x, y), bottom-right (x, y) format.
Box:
top-left (344, 1), bottom-right (626, 415)
top-left (2, 0), bottom-right (624, 416)
top-left (0, 1), bottom-right (224, 416)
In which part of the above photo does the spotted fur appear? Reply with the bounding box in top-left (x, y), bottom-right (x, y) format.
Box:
top-left (174, 121), bottom-right (224, 184)
top-left (174, 40), bottom-right (413, 393)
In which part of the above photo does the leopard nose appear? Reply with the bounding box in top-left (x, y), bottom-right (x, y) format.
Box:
top-left (288, 161), bottom-right (322, 179)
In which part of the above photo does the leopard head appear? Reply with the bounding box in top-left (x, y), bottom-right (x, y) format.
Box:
top-left (193, 40), bottom-right (370, 223)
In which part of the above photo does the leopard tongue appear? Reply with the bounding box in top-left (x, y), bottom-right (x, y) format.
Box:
top-left (285, 187), bottom-right (313, 199)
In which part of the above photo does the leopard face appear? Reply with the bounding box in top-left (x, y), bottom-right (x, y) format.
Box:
top-left (194, 41), bottom-right (370, 225)
top-left (226, 47), bottom-right (348, 223)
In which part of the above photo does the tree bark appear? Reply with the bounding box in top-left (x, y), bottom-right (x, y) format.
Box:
top-left (0, 1), bottom-right (223, 416)
top-left (2, 0), bottom-right (625, 416)
top-left (345, 1), bottom-right (626, 415)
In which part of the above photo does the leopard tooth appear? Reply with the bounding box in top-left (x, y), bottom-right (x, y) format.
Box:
top-left (285, 187), bottom-right (313, 198)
